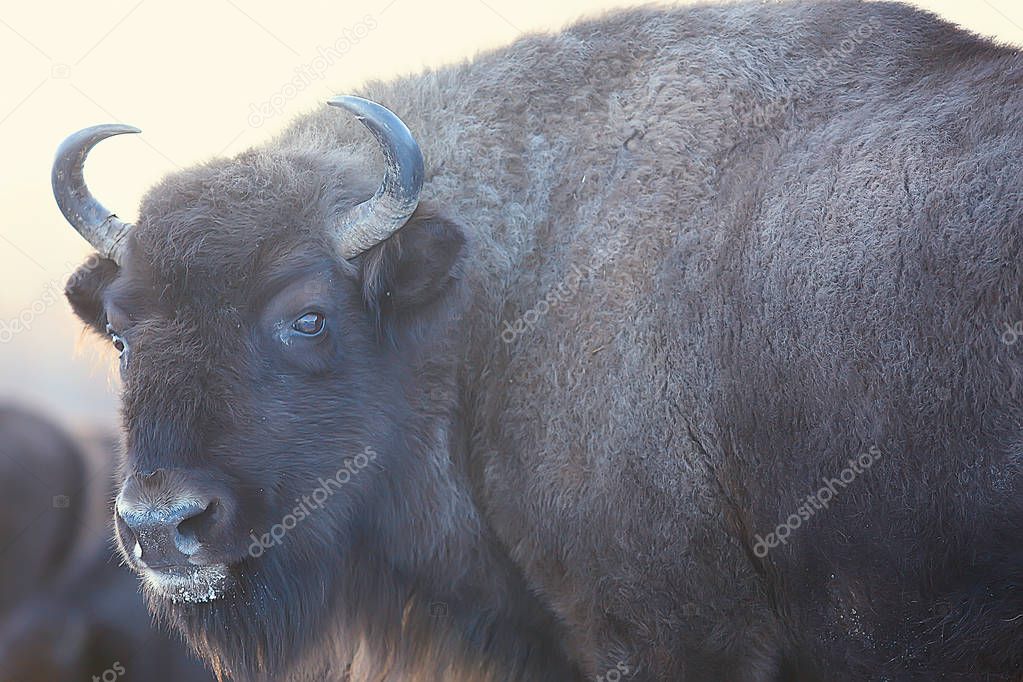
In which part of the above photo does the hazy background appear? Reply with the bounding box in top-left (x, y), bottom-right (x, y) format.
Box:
top-left (1, 0), bottom-right (1021, 432)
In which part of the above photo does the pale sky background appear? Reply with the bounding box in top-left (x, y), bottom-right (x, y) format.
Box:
top-left (1, 0), bottom-right (1021, 432)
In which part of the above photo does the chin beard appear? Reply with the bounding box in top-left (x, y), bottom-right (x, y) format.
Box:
top-left (143, 545), bottom-right (347, 682)
top-left (140, 564), bottom-right (232, 603)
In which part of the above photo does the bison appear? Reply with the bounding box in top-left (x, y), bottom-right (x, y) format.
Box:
top-left (50, 2), bottom-right (1023, 680)
top-left (0, 540), bottom-right (214, 682)
top-left (0, 406), bottom-right (86, 616)
top-left (0, 408), bottom-right (213, 681)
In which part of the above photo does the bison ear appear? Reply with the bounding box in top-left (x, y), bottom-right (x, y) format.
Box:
top-left (359, 207), bottom-right (467, 342)
top-left (65, 256), bottom-right (118, 335)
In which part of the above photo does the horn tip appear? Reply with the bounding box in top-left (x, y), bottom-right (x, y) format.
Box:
top-left (326, 96), bottom-right (372, 117)
top-left (94, 123), bottom-right (141, 135)
top-left (327, 95), bottom-right (362, 106)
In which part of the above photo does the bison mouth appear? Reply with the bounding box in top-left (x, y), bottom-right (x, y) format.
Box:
top-left (140, 563), bottom-right (231, 604)
top-left (113, 507), bottom-right (236, 604)
top-left (112, 471), bottom-right (255, 605)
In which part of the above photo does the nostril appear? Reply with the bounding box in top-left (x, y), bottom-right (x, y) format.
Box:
top-left (117, 497), bottom-right (215, 565)
top-left (176, 498), bottom-right (219, 552)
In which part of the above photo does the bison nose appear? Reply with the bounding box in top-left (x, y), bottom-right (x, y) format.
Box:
top-left (115, 491), bottom-right (215, 568)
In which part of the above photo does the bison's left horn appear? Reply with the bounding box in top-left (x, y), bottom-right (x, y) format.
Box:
top-left (52, 124), bottom-right (140, 263)
top-left (327, 96), bottom-right (424, 259)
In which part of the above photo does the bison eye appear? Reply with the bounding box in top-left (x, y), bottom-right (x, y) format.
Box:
top-left (292, 312), bottom-right (326, 336)
top-left (106, 324), bottom-right (128, 358)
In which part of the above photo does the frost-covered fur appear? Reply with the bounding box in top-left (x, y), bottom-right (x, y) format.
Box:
top-left (66, 1), bottom-right (1023, 680)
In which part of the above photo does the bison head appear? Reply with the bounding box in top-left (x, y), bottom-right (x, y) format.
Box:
top-left (53, 99), bottom-right (470, 676)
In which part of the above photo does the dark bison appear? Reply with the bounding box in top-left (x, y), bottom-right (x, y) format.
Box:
top-left (50, 2), bottom-right (1023, 680)
top-left (0, 408), bottom-right (213, 681)
top-left (0, 540), bottom-right (214, 682)
top-left (0, 406), bottom-right (86, 615)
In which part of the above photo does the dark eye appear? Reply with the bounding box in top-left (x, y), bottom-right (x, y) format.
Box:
top-left (292, 312), bottom-right (326, 336)
top-left (106, 324), bottom-right (128, 358)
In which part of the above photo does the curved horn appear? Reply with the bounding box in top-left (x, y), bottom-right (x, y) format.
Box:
top-left (327, 96), bottom-right (424, 259)
top-left (52, 124), bottom-right (140, 263)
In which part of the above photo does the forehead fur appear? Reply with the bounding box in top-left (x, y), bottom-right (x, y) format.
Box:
top-left (130, 147), bottom-right (366, 300)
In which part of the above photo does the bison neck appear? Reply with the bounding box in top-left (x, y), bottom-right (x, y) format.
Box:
top-left (339, 527), bottom-right (583, 681)
top-left (326, 449), bottom-right (584, 682)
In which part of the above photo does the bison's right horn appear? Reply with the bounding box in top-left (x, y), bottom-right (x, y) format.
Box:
top-left (327, 96), bottom-right (424, 259)
top-left (52, 124), bottom-right (140, 264)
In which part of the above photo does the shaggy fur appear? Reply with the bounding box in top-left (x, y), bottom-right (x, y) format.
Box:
top-left (64, 1), bottom-right (1023, 680)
